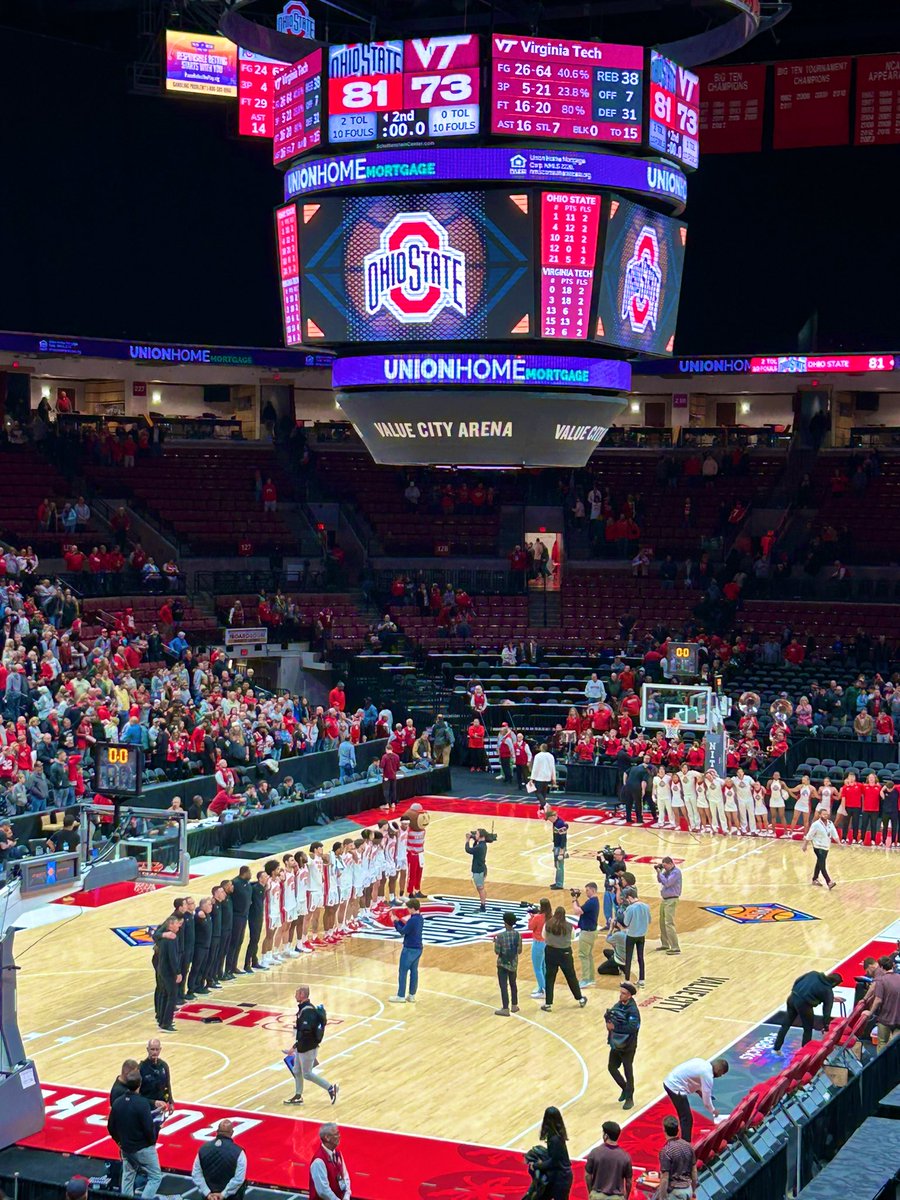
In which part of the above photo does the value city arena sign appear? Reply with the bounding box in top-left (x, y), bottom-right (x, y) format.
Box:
top-left (332, 352), bottom-right (632, 391)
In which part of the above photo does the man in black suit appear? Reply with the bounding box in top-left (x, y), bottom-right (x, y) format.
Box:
top-left (207, 888), bottom-right (224, 990)
top-left (107, 1072), bottom-right (162, 1198)
top-left (244, 870), bottom-right (266, 972)
top-left (227, 867), bottom-right (252, 975)
top-left (188, 897), bottom-right (213, 995)
top-left (151, 899), bottom-right (186, 1026)
top-left (180, 896), bottom-right (196, 1002)
top-left (156, 916), bottom-right (183, 1032)
top-left (217, 880), bottom-right (235, 982)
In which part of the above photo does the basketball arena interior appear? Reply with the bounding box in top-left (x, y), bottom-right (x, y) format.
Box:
top-left (1, 2), bottom-right (900, 1200)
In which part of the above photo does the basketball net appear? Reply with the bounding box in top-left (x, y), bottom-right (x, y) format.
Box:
top-left (663, 717), bottom-right (682, 739)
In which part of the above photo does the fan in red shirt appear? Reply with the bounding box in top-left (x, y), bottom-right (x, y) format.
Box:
top-left (617, 713), bottom-right (633, 738)
top-left (591, 703), bottom-right (614, 733)
top-left (209, 785), bottom-right (242, 818)
top-left (467, 718), bottom-right (487, 772)
top-left (621, 691), bottom-right (641, 719)
top-left (575, 733), bottom-right (595, 762)
top-left (63, 545), bottom-right (86, 572)
top-left (860, 774), bottom-right (883, 846)
top-left (328, 682), bottom-right (346, 712)
top-left (783, 639), bottom-right (806, 665)
top-left (875, 712), bottom-right (894, 741)
top-left (389, 725), bottom-right (406, 757)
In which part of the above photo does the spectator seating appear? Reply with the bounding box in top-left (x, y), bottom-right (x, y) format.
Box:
top-left (562, 573), bottom-right (697, 637)
top-left (81, 595), bottom-right (217, 640)
top-left (217, 592), bottom-right (372, 651)
top-left (390, 596), bottom-right (529, 646)
top-left (83, 446), bottom-right (297, 554)
top-left (810, 452), bottom-right (900, 563)
top-left (0, 446), bottom-right (100, 557)
top-left (740, 599), bottom-right (900, 644)
top-left (311, 450), bottom-right (504, 555)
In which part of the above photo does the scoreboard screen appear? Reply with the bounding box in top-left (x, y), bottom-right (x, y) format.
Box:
top-left (273, 50), bottom-right (323, 165)
top-left (296, 189), bottom-right (534, 343)
top-left (593, 195), bottom-right (687, 356)
top-left (648, 50), bottom-right (700, 168)
top-left (96, 744), bottom-right (143, 797)
top-left (275, 204), bottom-right (303, 347)
top-left (239, 48), bottom-right (287, 138)
top-left (327, 37), bottom-right (480, 147)
top-left (539, 192), bottom-right (602, 340)
top-left (165, 30), bottom-right (237, 97)
top-left (491, 35), bottom-right (644, 144)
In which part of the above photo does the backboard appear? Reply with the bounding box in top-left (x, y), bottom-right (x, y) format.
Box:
top-left (640, 682), bottom-right (713, 732)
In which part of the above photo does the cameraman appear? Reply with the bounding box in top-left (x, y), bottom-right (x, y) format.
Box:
top-left (655, 857), bottom-right (682, 955)
top-left (599, 847), bottom-right (628, 930)
top-left (571, 882), bottom-right (600, 988)
top-left (465, 829), bottom-right (489, 913)
top-left (547, 809), bottom-right (568, 890)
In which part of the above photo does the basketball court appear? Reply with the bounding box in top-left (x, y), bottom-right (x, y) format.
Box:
top-left (14, 794), bottom-right (900, 1197)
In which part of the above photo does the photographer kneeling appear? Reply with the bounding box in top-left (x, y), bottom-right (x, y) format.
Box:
top-left (465, 828), bottom-right (493, 913)
top-left (571, 882), bottom-right (600, 989)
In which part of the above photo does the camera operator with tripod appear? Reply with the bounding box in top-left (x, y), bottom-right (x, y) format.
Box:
top-left (465, 828), bottom-right (495, 913)
top-left (571, 882), bottom-right (600, 988)
top-left (598, 846), bottom-right (627, 931)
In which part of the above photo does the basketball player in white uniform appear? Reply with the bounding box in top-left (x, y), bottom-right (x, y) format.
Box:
top-left (395, 817), bottom-right (410, 899)
top-left (261, 860), bottom-right (282, 967)
top-left (293, 851), bottom-right (311, 952)
top-left (323, 846), bottom-right (341, 941)
top-left (679, 764), bottom-right (702, 832)
top-left (733, 768), bottom-right (757, 835)
top-left (281, 854), bottom-right (299, 955)
top-left (307, 842), bottom-right (325, 946)
top-left (705, 770), bottom-right (728, 835)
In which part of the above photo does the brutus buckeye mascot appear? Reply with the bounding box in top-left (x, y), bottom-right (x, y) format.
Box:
top-left (405, 803), bottom-right (430, 898)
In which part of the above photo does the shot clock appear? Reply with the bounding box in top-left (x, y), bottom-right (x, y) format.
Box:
top-left (666, 642), bottom-right (702, 679)
top-left (96, 744), bottom-right (144, 797)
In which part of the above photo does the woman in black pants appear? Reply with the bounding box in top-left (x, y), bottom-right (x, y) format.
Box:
top-left (537, 1107), bottom-right (573, 1200)
top-left (541, 908), bottom-right (588, 1012)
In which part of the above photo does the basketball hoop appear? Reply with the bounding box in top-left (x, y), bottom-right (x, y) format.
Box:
top-left (663, 717), bottom-right (682, 739)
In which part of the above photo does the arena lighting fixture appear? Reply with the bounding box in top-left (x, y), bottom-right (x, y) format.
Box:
top-left (151, 390), bottom-right (162, 404)
top-left (630, 401), bottom-right (641, 413)
top-left (740, 400), bottom-right (751, 414)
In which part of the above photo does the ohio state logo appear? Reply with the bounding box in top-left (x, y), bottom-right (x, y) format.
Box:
top-left (277, 0), bottom-right (315, 38)
top-left (364, 212), bottom-right (467, 325)
top-left (621, 224), bottom-right (662, 334)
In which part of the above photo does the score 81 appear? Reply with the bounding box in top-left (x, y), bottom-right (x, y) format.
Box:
top-left (329, 74), bottom-right (401, 114)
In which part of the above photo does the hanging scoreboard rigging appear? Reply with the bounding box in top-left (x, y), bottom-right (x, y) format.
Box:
top-left (491, 35), bottom-right (644, 144)
top-left (327, 36), bottom-right (481, 146)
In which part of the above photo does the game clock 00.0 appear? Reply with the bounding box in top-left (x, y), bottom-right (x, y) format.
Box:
top-left (96, 744), bottom-right (144, 796)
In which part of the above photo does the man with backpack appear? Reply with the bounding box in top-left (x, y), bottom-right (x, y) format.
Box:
top-left (284, 985), bottom-right (339, 1107)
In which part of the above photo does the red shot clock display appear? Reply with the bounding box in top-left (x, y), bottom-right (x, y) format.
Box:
top-left (539, 192), bottom-right (602, 340)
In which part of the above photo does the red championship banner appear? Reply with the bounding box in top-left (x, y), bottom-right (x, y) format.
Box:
top-left (855, 53), bottom-right (900, 145)
top-left (773, 57), bottom-right (851, 149)
top-left (699, 64), bottom-right (766, 153)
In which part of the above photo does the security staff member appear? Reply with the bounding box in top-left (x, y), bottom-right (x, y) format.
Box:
top-left (217, 881), bottom-right (235, 982)
top-left (140, 1038), bottom-right (174, 1114)
top-left (227, 867), bottom-right (252, 975)
top-left (207, 887), bottom-right (224, 989)
top-left (244, 870), bottom-right (266, 972)
top-left (155, 921), bottom-right (183, 1032)
top-left (180, 896), bottom-right (196, 1002)
top-left (191, 1119), bottom-right (247, 1200)
top-left (188, 897), bottom-right (213, 995)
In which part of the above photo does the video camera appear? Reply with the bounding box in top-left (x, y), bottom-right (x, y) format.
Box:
top-left (569, 888), bottom-right (582, 899)
top-left (520, 901), bottom-right (540, 915)
top-left (596, 844), bottom-right (619, 865)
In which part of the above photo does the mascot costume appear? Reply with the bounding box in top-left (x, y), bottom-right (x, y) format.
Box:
top-left (405, 802), bottom-right (429, 898)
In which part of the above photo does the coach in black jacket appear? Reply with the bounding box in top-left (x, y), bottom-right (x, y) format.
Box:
top-left (107, 1073), bottom-right (162, 1198)
top-left (217, 881), bottom-right (235, 981)
top-left (227, 867), bottom-right (252, 975)
top-left (188, 898), bottom-right (213, 995)
top-left (207, 887), bottom-right (224, 989)
top-left (180, 897), bottom-right (196, 1001)
top-left (157, 917), bottom-right (183, 1031)
top-left (244, 872), bottom-right (266, 972)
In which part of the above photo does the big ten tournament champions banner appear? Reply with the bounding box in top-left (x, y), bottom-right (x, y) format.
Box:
top-left (165, 31), bottom-right (238, 97)
top-left (594, 196), bottom-right (687, 356)
top-left (296, 190), bottom-right (534, 343)
top-left (334, 387), bottom-right (627, 468)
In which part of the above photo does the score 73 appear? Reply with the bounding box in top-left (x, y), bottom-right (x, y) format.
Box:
top-left (403, 68), bottom-right (479, 108)
top-left (652, 87), bottom-right (698, 135)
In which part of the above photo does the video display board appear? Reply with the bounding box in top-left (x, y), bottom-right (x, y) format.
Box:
top-left (327, 37), bottom-right (480, 147)
top-left (648, 50), bottom-right (700, 168)
top-left (593, 195), bottom-right (687, 356)
top-left (539, 192), bottom-right (603, 340)
top-left (275, 204), bottom-right (303, 347)
top-left (165, 31), bottom-right (238, 97)
top-left (297, 190), bottom-right (534, 343)
top-left (273, 51), bottom-right (323, 164)
top-left (491, 36), bottom-right (643, 145)
top-left (239, 48), bottom-right (288, 138)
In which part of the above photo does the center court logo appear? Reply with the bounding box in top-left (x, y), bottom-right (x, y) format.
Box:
top-left (621, 225), bottom-right (662, 334)
top-left (364, 212), bottom-right (467, 324)
top-left (356, 895), bottom-right (538, 946)
top-left (704, 903), bottom-right (818, 925)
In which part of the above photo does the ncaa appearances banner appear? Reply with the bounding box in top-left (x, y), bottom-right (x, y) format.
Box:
top-left (594, 196), bottom-right (687, 356)
top-left (336, 388), bottom-right (626, 467)
top-left (298, 191), bottom-right (534, 343)
top-left (332, 352), bottom-right (631, 391)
